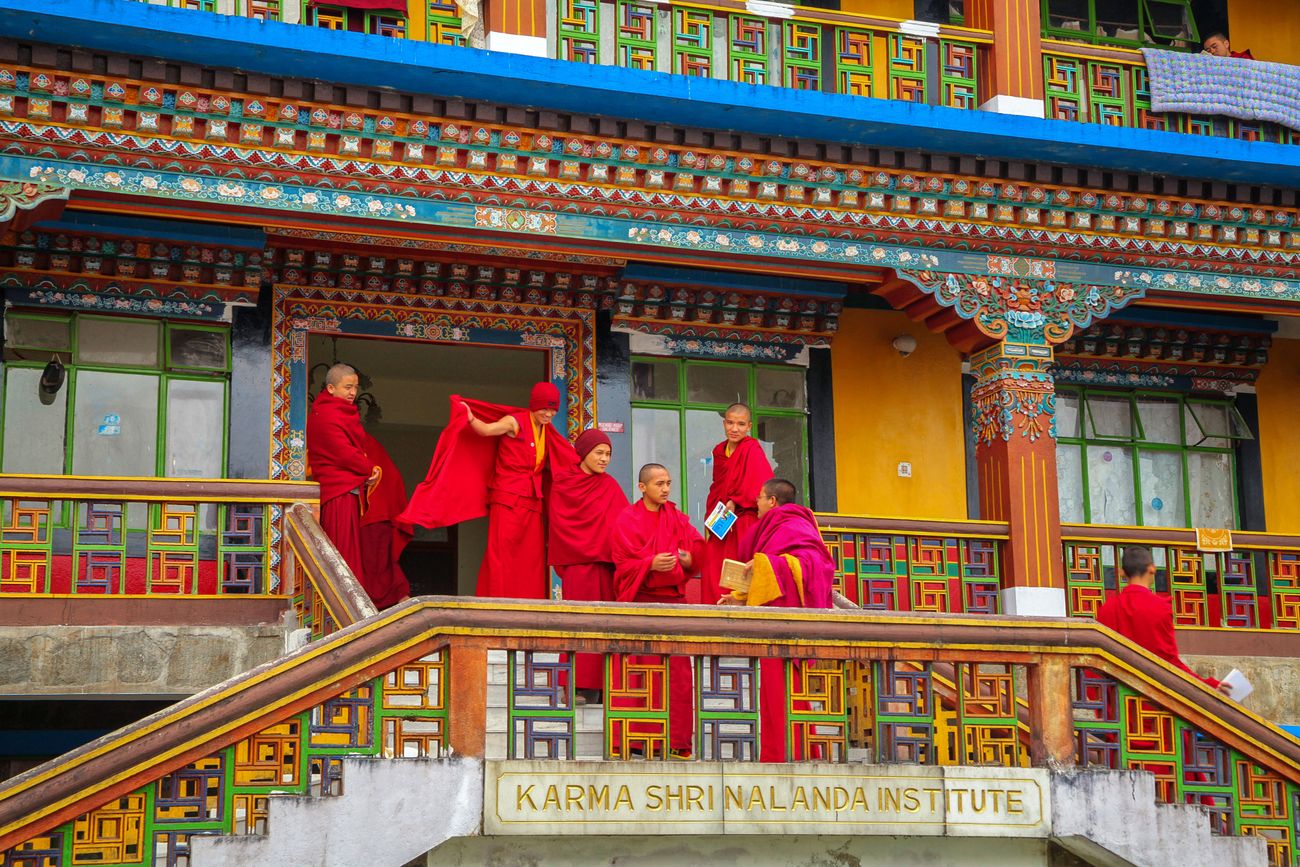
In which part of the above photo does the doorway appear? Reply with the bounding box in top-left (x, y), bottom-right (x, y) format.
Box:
top-left (307, 335), bottom-right (547, 596)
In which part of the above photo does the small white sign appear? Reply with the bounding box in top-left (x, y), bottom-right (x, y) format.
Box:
top-left (897, 461), bottom-right (912, 478)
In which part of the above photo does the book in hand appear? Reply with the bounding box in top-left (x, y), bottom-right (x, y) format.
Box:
top-left (705, 501), bottom-right (738, 540)
top-left (1219, 668), bottom-right (1253, 702)
top-left (719, 558), bottom-right (750, 593)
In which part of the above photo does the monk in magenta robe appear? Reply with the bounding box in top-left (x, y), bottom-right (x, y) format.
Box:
top-left (698, 403), bottom-right (773, 604)
top-left (548, 428), bottom-right (630, 701)
top-left (610, 463), bottom-right (704, 757)
top-left (399, 382), bottom-right (575, 600)
top-left (357, 431), bottom-right (412, 609)
top-left (723, 478), bottom-right (834, 762)
top-left (306, 364), bottom-right (379, 585)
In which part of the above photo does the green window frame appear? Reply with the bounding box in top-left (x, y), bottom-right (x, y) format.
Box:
top-left (366, 10), bottom-right (408, 36)
top-left (1040, 0), bottom-right (1200, 49)
top-left (629, 356), bottom-right (809, 528)
top-left (1055, 386), bottom-right (1251, 529)
top-left (1, 311), bottom-right (232, 487)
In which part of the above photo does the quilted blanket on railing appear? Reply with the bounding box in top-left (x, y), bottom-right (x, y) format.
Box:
top-left (1141, 48), bottom-right (1300, 132)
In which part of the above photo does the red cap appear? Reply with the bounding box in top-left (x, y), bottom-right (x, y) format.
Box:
top-left (529, 381), bottom-right (561, 411)
top-left (574, 428), bottom-right (611, 459)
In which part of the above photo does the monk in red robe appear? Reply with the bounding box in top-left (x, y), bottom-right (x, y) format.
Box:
top-left (306, 364), bottom-right (380, 585)
top-left (722, 478), bottom-right (834, 761)
top-left (699, 403), bottom-right (773, 603)
top-left (399, 382), bottom-right (575, 600)
top-left (357, 431), bottom-right (412, 609)
top-left (610, 463), bottom-right (704, 757)
top-left (1098, 546), bottom-right (1227, 692)
top-left (548, 428), bottom-right (630, 702)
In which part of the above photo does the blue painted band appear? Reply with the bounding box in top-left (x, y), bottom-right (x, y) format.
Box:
top-left (35, 211), bottom-right (267, 249)
top-left (620, 263), bottom-right (848, 298)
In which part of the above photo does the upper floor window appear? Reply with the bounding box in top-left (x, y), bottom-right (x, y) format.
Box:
top-left (368, 11), bottom-right (408, 37)
top-left (243, 0), bottom-right (283, 21)
top-left (1042, 0), bottom-right (1200, 49)
top-left (1055, 387), bottom-right (1252, 529)
top-left (311, 4), bottom-right (348, 29)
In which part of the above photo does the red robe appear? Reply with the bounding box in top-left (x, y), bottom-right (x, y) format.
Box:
top-left (358, 432), bottom-right (412, 609)
top-left (306, 391), bottom-right (375, 585)
top-left (699, 436), bottom-right (773, 603)
top-left (610, 500), bottom-right (704, 754)
top-left (549, 461), bottom-right (629, 690)
top-left (398, 396), bottom-right (576, 600)
top-left (1097, 583), bottom-right (1220, 687)
top-left (735, 503), bottom-right (835, 762)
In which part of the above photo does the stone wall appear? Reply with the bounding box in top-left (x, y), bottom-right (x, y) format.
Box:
top-left (1184, 655), bottom-right (1300, 725)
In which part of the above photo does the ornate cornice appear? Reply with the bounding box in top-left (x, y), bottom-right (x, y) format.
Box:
top-left (0, 176), bottom-right (68, 223)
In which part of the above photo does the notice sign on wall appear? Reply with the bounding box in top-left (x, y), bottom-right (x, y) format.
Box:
top-left (484, 762), bottom-right (1050, 836)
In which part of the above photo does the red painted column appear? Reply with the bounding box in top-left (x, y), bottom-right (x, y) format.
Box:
top-left (964, 0), bottom-right (1045, 116)
top-left (970, 341), bottom-right (1065, 615)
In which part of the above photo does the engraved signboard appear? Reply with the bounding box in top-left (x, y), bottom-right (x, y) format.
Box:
top-left (484, 762), bottom-right (1050, 836)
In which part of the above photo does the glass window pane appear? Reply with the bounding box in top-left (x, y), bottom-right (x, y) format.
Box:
top-left (755, 367), bottom-right (805, 410)
top-left (685, 408), bottom-right (724, 527)
top-left (72, 370), bottom-right (159, 477)
top-left (166, 379), bottom-right (225, 478)
top-left (1086, 444), bottom-right (1136, 525)
top-left (2, 367), bottom-right (66, 473)
top-left (685, 363), bottom-right (747, 406)
top-left (1086, 395), bottom-right (1133, 439)
top-left (1189, 452), bottom-right (1235, 529)
top-left (631, 407), bottom-right (681, 506)
top-left (76, 318), bottom-right (160, 367)
top-left (631, 359), bottom-right (679, 402)
top-left (169, 328), bottom-right (229, 370)
top-left (1056, 391), bottom-right (1081, 439)
top-left (755, 414), bottom-right (803, 500)
top-left (1138, 449), bottom-right (1186, 528)
top-left (1055, 444), bottom-right (1085, 524)
top-left (1136, 397), bottom-right (1180, 444)
top-left (6, 316), bottom-right (70, 351)
top-left (1185, 402), bottom-right (1230, 448)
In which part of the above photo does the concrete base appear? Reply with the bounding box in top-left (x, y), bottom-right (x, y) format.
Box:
top-left (1000, 587), bottom-right (1067, 618)
top-left (486, 32), bottom-right (547, 57)
top-left (980, 95), bottom-right (1047, 118)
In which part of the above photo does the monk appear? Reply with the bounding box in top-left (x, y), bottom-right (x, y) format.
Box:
top-left (721, 478), bottom-right (835, 761)
top-left (610, 463), bottom-right (704, 757)
top-left (305, 364), bottom-right (380, 586)
top-left (548, 428), bottom-right (630, 703)
top-left (357, 430), bottom-right (412, 609)
top-left (698, 403), bottom-right (773, 603)
top-left (399, 382), bottom-right (575, 600)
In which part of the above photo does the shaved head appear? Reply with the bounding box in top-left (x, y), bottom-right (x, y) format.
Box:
top-left (638, 462), bottom-right (668, 484)
top-left (724, 403), bottom-right (752, 421)
top-left (762, 478), bottom-right (798, 506)
top-left (325, 363), bottom-right (357, 386)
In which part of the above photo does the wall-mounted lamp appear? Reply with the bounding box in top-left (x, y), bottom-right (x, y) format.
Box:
top-left (38, 356), bottom-right (65, 405)
top-left (891, 334), bottom-right (918, 358)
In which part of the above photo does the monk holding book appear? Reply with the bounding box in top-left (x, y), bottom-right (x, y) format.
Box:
top-left (610, 463), bottom-right (704, 757)
top-left (699, 403), bottom-right (773, 603)
top-left (722, 478), bottom-right (835, 761)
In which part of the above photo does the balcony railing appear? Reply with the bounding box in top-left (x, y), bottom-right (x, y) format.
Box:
top-left (1062, 523), bottom-right (1300, 631)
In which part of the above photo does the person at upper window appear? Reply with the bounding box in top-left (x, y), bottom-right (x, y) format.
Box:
top-left (1203, 32), bottom-right (1254, 59)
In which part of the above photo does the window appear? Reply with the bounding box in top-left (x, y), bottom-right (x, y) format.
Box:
top-left (1, 312), bottom-right (230, 481)
top-left (243, 0), bottom-right (283, 20)
top-left (1055, 388), bottom-right (1250, 529)
top-left (630, 357), bottom-right (808, 527)
top-left (1041, 0), bottom-right (1200, 49)
top-left (311, 5), bottom-right (348, 29)
top-left (367, 12), bottom-right (407, 37)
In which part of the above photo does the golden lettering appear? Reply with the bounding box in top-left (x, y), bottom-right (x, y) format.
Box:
top-left (565, 784), bottom-right (585, 811)
top-left (614, 785), bottom-right (633, 811)
top-left (850, 787), bottom-right (870, 812)
top-left (542, 785), bottom-right (561, 810)
top-left (747, 786), bottom-right (766, 810)
top-left (812, 786), bottom-right (831, 811)
top-left (725, 786), bottom-right (744, 810)
top-left (665, 786), bottom-right (686, 810)
top-left (516, 784), bottom-right (537, 811)
top-left (949, 788), bottom-right (966, 811)
top-left (924, 786), bottom-right (942, 812)
top-left (969, 789), bottom-right (987, 813)
top-left (880, 787), bottom-right (901, 812)
top-left (902, 787), bottom-right (921, 813)
top-left (833, 786), bottom-right (850, 811)
top-left (988, 789), bottom-right (1003, 813)
top-left (1007, 790), bottom-right (1024, 815)
top-left (791, 786), bottom-right (810, 811)
top-left (646, 785), bottom-right (663, 810)
top-left (687, 785), bottom-right (706, 810)
top-left (768, 786), bottom-right (787, 812)
top-left (588, 785), bottom-right (610, 811)
top-left (708, 786), bottom-right (715, 811)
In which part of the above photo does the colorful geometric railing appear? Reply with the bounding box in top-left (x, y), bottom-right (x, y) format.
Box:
top-left (3, 601), bottom-right (1298, 865)
top-left (124, 0), bottom-right (466, 45)
top-left (557, 0), bottom-right (989, 106)
top-left (1063, 523), bottom-right (1300, 631)
top-left (0, 475), bottom-right (316, 598)
top-left (283, 501), bottom-right (377, 640)
top-left (1043, 41), bottom-right (1300, 144)
top-left (817, 514), bottom-right (1009, 614)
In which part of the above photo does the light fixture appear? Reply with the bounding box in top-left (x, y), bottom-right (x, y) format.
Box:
top-left (38, 356), bottom-right (65, 405)
top-left (891, 334), bottom-right (918, 358)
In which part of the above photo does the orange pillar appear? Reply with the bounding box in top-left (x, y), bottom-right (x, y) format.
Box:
top-left (484, 0), bottom-right (548, 54)
top-left (970, 341), bottom-right (1065, 616)
top-left (964, 0), bottom-right (1045, 116)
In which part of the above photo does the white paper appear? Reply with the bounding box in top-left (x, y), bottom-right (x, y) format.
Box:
top-left (1220, 668), bottom-right (1253, 702)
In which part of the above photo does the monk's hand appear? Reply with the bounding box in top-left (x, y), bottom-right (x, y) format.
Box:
top-left (461, 401), bottom-right (475, 422)
top-left (368, 466), bottom-right (381, 483)
top-left (651, 552), bottom-right (677, 572)
top-left (743, 562), bottom-right (753, 581)
top-left (725, 499), bottom-right (736, 514)
top-left (717, 595), bottom-right (741, 606)
top-left (1216, 682), bottom-right (1233, 695)
top-left (677, 548), bottom-right (693, 570)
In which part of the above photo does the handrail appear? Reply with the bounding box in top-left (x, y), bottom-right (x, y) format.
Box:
top-left (283, 501), bottom-right (377, 632)
top-left (0, 474), bottom-right (318, 503)
top-left (2, 599), bottom-right (1297, 851)
top-left (818, 513), bottom-right (1010, 539)
top-left (1062, 522), bottom-right (1300, 551)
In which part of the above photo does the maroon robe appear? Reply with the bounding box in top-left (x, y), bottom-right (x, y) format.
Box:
top-left (699, 436), bottom-right (773, 603)
top-left (610, 499), bottom-right (704, 754)
top-left (549, 459), bottom-right (629, 690)
top-left (358, 432), bottom-right (412, 609)
top-left (306, 391), bottom-right (375, 584)
top-left (736, 503), bottom-right (835, 762)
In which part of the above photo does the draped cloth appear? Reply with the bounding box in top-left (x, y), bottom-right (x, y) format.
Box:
top-left (610, 500), bottom-right (704, 753)
top-left (398, 396), bottom-right (576, 599)
top-left (699, 436), bottom-right (772, 603)
top-left (735, 503), bottom-right (836, 762)
top-left (1142, 49), bottom-right (1300, 132)
top-left (358, 432), bottom-right (412, 609)
top-left (306, 391), bottom-right (376, 584)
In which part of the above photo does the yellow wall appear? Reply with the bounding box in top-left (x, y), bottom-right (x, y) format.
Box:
top-left (831, 309), bottom-right (968, 519)
top-left (1228, 0), bottom-right (1300, 65)
top-left (1256, 337), bottom-right (1300, 533)
top-left (840, 0), bottom-right (913, 19)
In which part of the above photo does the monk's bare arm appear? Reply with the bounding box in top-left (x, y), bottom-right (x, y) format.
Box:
top-left (463, 403), bottom-right (519, 438)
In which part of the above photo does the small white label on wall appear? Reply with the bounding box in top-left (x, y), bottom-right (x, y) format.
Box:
top-left (897, 462), bottom-right (912, 478)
